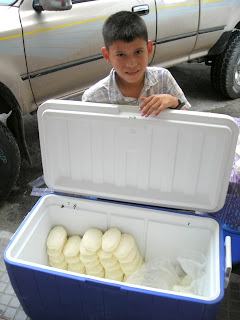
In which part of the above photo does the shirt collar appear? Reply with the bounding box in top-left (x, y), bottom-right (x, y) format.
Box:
top-left (108, 69), bottom-right (123, 102)
top-left (141, 67), bottom-right (159, 94)
top-left (108, 67), bottom-right (158, 103)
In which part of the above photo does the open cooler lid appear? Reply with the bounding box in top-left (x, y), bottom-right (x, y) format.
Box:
top-left (38, 100), bottom-right (239, 212)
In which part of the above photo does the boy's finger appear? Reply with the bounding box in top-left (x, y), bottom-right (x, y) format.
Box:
top-left (140, 97), bottom-right (159, 114)
top-left (142, 102), bottom-right (163, 117)
top-left (153, 104), bottom-right (169, 117)
top-left (139, 97), bottom-right (150, 110)
top-left (154, 108), bottom-right (163, 117)
top-left (140, 102), bottom-right (154, 115)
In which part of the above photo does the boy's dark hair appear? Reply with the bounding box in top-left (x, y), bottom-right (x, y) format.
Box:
top-left (102, 11), bottom-right (148, 50)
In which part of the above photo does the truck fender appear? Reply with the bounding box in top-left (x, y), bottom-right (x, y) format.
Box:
top-left (0, 82), bottom-right (31, 164)
top-left (208, 31), bottom-right (233, 57)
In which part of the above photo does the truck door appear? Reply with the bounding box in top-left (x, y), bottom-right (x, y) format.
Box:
top-left (19, 0), bottom-right (157, 105)
top-left (190, 0), bottom-right (237, 60)
top-left (152, 0), bottom-right (199, 67)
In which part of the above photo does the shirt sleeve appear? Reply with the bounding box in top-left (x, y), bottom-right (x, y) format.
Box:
top-left (82, 87), bottom-right (102, 102)
top-left (82, 76), bottom-right (110, 103)
top-left (82, 91), bottom-right (95, 102)
top-left (82, 80), bottom-right (111, 103)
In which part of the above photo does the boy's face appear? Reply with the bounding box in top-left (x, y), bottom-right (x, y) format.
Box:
top-left (101, 38), bottom-right (153, 87)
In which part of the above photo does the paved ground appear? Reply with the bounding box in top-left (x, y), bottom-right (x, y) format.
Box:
top-left (0, 231), bottom-right (30, 320)
top-left (0, 62), bottom-right (240, 319)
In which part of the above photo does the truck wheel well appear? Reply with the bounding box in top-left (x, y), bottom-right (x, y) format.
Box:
top-left (235, 22), bottom-right (240, 29)
top-left (208, 31), bottom-right (233, 57)
top-left (207, 23), bottom-right (240, 58)
top-left (0, 82), bottom-right (31, 164)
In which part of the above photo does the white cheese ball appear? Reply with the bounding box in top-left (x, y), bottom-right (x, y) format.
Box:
top-left (46, 226), bottom-right (67, 251)
top-left (49, 259), bottom-right (68, 270)
top-left (47, 245), bottom-right (65, 257)
top-left (114, 233), bottom-right (135, 259)
top-left (80, 253), bottom-right (99, 264)
top-left (100, 256), bottom-right (118, 269)
top-left (83, 258), bottom-right (101, 269)
top-left (105, 268), bottom-right (124, 281)
top-left (103, 261), bottom-right (121, 272)
top-left (49, 253), bottom-right (65, 264)
top-left (68, 262), bottom-right (86, 274)
top-left (118, 245), bottom-right (137, 264)
top-left (121, 254), bottom-right (143, 276)
top-left (63, 235), bottom-right (81, 258)
top-left (65, 254), bottom-right (81, 264)
top-left (97, 249), bottom-right (114, 259)
top-left (102, 228), bottom-right (121, 252)
top-left (89, 270), bottom-right (105, 278)
top-left (82, 228), bottom-right (103, 252)
top-left (120, 251), bottom-right (140, 269)
top-left (80, 241), bottom-right (96, 256)
top-left (86, 263), bottom-right (104, 276)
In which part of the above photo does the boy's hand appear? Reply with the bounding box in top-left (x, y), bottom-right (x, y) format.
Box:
top-left (139, 94), bottom-right (179, 117)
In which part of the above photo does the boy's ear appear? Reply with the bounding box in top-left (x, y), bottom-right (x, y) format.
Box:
top-left (147, 40), bottom-right (153, 57)
top-left (101, 47), bottom-right (111, 63)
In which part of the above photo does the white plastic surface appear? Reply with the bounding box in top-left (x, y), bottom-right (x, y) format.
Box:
top-left (37, 100), bottom-right (239, 212)
top-left (6, 193), bottom-right (221, 301)
top-left (224, 236), bottom-right (232, 289)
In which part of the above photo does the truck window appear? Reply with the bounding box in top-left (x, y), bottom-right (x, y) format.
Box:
top-left (0, 0), bottom-right (17, 5)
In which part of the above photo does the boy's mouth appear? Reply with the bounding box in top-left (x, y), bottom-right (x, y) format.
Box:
top-left (126, 70), bottom-right (139, 76)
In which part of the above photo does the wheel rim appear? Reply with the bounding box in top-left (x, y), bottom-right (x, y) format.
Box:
top-left (235, 56), bottom-right (240, 86)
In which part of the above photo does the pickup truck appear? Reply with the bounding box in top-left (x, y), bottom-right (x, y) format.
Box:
top-left (0, 0), bottom-right (240, 202)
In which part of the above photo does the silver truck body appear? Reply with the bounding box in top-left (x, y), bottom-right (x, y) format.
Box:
top-left (0, 0), bottom-right (240, 201)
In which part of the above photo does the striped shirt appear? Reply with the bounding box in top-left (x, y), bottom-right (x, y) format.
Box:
top-left (82, 66), bottom-right (191, 109)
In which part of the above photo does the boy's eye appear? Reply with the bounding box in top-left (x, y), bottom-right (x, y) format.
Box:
top-left (117, 53), bottom-right (125, 57)
top-left (136, 50), bottom-right (143, 54)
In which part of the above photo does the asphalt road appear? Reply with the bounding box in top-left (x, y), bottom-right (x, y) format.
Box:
top-left (0, 61), bottom-right (240, 233)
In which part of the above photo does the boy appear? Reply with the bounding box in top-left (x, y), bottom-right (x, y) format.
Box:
top-left (82, 11), bottom-right (191, 117)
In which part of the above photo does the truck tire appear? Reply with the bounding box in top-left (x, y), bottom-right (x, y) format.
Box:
top-left (210, 30), bottom-right (240, 99)
top-left (0, 121), bottom-right (21, 204)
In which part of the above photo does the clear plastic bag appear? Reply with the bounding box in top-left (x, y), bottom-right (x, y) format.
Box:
top-left (126, 256), bottom-right (180, 291)
top-left (172, 278), bottom-right (205, 295)
top-left (176, 249), bottom-right (206, 280)
top-left (174, 249), bottom-right (207, 296)
top-left (125, 250), bottom-right (207, 296)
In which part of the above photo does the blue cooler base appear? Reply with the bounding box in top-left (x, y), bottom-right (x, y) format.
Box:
top-left (208, 182), bottom-right (240, 265)
top-left (5, 263), bottom-right (222, 320)
top-left (3, 194), bottom-right (226, 320)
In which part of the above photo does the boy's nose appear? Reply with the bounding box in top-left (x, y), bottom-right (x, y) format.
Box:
top-left (126, 56), bottom-right (137, 68)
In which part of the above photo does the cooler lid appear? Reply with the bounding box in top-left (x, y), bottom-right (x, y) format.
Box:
top-left (37, 100), bottom-right (238, 212)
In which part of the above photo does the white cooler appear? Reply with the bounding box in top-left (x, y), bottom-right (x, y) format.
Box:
top-left (4, 100), bottom-right (239, 320)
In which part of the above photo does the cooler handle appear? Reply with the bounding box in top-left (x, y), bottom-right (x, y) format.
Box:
top-left (224, 236), bottom-right (232, 289)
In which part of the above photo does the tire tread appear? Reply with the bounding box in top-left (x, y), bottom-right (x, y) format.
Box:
top-left (0, 121), bottom-right (21, 204)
